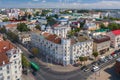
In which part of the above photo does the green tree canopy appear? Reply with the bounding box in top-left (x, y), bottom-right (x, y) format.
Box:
top-left (22, 54), bottom-right (30, 68)
top-left (2, 18), bottom-right (9, 22)
top-left (92, 52), bottom-right (99, 60)
top-left (35, 25), bottom-right (41, 30)
top-left (17, 23), bottom-right (30, 32)
top-left (46, 16), bottom-right (57, 26)
top-left (6, 30), bottom-right (19, 42)
top-left (100, 23), bottom-right (106, 29)
top-left (31, 47), bottom-right (39, 55)
top-left (0, 26), bottom-right (6, 33)
top-left (108, 23), bottom-right (120, 30)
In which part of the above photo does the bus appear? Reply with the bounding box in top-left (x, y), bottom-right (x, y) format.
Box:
top-left (30, 62), bottom-right (40, 71)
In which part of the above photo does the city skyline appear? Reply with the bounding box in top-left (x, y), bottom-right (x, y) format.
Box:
top-left (0, 0), bottom-right (120, 8)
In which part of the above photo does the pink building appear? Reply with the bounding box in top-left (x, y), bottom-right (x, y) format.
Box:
top-left (107, 30), bottom-right (120, 49)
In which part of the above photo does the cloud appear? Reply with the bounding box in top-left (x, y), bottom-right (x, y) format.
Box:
top-left (32, 0), bottom-right (39, 1)
top-left (0, 0), bottom-right (120, 9)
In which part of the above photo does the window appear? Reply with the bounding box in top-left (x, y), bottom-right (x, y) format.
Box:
top-left (16, 76), bottom-right (17, 78)
top-left (15, 71), bottom-right (17, 73)
top-left (15, 66), bottom-right (17, 69)
top-left (7, 76), bottom-right (10, 79)
top-left (0, 67), bottom-right (2, 70)
top-left (14, 61), bottom-right (17, 64)
top-left (14, 55), bottom-right (16, 58)
top-left (7, 71), bottom-right (9, 74)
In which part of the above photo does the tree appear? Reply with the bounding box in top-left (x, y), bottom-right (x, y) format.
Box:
top-left (79, 56), bottom-right (84, 65)
top-left (6, 30), bottom-right (19, 42)
top-left (54, 14), bottom-right (59, 19)
top-left (17, 23), bottom-right (30, 32)
top-left (35, 25), bottom-right (41, 30)
top-left (2, 18), bottom-right (9, 22)
top-left (31, 47), bottom-right (39, 55)
top-left (100, 23), bottom-right (106, 29)
top-left (0, 26), bottom-right (6, 33)
top-left (92, 52), bottom-right (99, 60)
top-left (22, 54), bottom-right (30, 68)
top-left (108, 23), bottom-right (120, 30)
top-left (80, 21), bottom-right (85, 28)
top-left (84, 57), bottom-right (88, 65)
top-left (46, 16), bottom-right (57, 26)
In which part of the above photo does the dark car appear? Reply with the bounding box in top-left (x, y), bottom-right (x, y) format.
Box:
top-left (81, 66), bottom-right (87, 70)
top-left (29, 55), bottom-right (35, 59)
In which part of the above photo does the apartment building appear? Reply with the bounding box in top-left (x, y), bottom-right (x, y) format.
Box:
top-left (18, 32), bottom-right (31, 45)
top-left (0, 40), bottom-right (22, 80)
top-left (83, 22), bottom-right (99, 31)
top-left (107, 30), bottom-right (120, 49)
top-left (46, 25), bottom-right (71, 38)
top-left (93, 35), bottom-right (110, 55)
top-left (31, 31), bottom-right (93, 66)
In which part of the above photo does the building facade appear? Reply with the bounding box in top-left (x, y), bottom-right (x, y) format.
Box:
top-left (107, 30), bottom-right (120, 49)
top-left (31, 31), bottom-right (93, 66)
top-left (0, 40), bottom-right (22, 80)
top-left (93, 35), bottom-right (110, 55)
top-left (46, 25), bottom-right (71, 38)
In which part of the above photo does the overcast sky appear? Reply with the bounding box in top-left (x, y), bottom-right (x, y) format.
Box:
top-left (1, 0), bottom-right (120, 9)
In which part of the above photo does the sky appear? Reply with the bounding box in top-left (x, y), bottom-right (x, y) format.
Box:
top-left (1, 0), bottom-right (120, 9)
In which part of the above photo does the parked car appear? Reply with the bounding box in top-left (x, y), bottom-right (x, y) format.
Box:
top-left (84, 68), bottom-right (89, 72)
top-left (92, 66), bottom-right (100, 72)
top-left (29, 55), bottom-right (35, 59)
top-left (81, 66), bottom-right (87, 70)
top-left (107, 55), bottom-right (113, 60)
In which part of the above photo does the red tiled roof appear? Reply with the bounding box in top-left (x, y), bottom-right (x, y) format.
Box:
top-left (0, 40), bottom-right (14, 53)
top-left (5, 24), bottom-right (17, 28)
top-left (112, 30), bottom-right (120, 36)
top-left (46, 34), bottom-right (61, 44)
top-left (42, 32), bottom-right (50, 38)
top-left (0, 40), bottom-right (15, 66)
top-left (0, 53), bottom-right (9, 66)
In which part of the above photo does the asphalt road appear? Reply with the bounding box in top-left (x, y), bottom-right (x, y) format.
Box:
top-left (16, 43), bottom-right (120, 80)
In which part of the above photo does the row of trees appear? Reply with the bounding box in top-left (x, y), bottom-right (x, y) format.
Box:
top-left (17, 23), bottom-right (30, 32)
top-left (68, 28), bottom-right (81, 37)
top-left (79, 52), bottom-right (98, 65)
top-left (100, 23), bottom-right (120, 31)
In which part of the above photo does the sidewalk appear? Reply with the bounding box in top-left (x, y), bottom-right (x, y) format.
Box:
top-left (35, 57), bottom-right (94, 72)
top-left (22, 73), bottom-right (35, 80)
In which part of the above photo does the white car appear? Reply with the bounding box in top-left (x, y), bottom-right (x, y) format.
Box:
top-left (92, 66), bottom-right (100, 72)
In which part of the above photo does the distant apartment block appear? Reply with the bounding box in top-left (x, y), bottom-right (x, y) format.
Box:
top-left (46, 25), bottom-right (71, 38)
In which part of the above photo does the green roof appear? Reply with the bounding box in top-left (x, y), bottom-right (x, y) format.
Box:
top-left (95, 29), bottom-right (109, 32)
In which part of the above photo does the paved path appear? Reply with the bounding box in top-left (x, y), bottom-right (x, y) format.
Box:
top-left (22, 74), bottom-right (35, 80)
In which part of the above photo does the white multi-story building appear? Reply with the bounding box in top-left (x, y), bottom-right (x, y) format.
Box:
top-left (83, 22), bottom-right (99, 31)
top-left (0, 40), bottom-right (22, 80)
top-left (46, 25), bottom-right (71, 38)
top-left (18, 32), bottom-right (31, 45)
top-left (31, 31), bottom-right (93, 66)
top-left (107, 30), bottom-right (120, 49)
